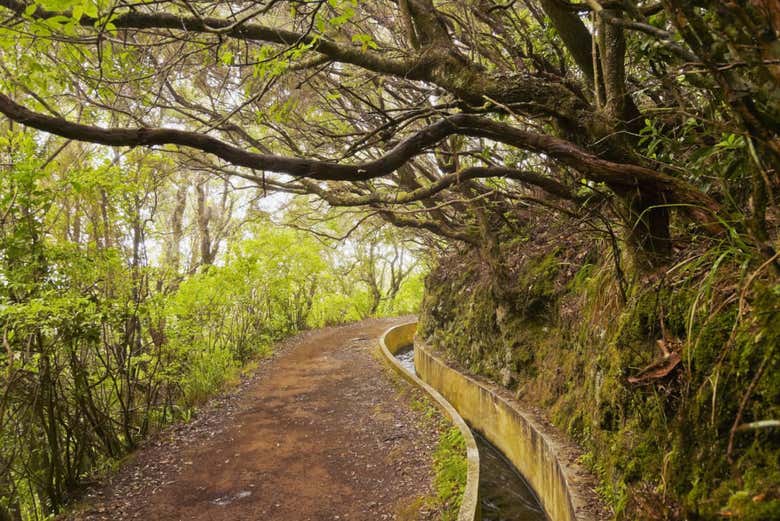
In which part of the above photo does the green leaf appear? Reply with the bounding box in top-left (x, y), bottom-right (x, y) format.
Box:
top-left (351, 33), bottom-right (378, 52)
top-left (219, 49), bottom-right (234, 65)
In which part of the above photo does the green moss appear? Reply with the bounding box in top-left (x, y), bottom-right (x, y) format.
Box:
top-left (404, 393), bottom-right (468, 520)
top-left (432, 427), bottom-right (468, 521)
top-left (514, 248), bottom-right (562, 320)
top-left (420, 241), bottom-right (780, 520)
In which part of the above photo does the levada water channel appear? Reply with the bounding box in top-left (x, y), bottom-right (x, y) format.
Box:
top-left (394, 346), bottom-right (549, 521)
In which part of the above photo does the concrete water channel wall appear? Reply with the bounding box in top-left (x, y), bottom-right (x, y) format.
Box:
top-left (380, 321), bottom-right (607, 521)
top-left (380, 322), bottom-right (481, 521)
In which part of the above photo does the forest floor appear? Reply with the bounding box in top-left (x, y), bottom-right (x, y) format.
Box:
top-left (64, 317), bottom-right (443, 521)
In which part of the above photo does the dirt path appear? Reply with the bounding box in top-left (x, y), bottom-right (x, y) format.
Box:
top-left (66, 318), bottom-right (442, 521)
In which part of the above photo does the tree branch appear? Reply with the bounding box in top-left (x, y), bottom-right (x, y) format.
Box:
top-left (0, 0), bottom-right (421, 78)
top-left (0, 91), bottom-right (720, 225)
top-left (298, 166), bottom-right (579, 206)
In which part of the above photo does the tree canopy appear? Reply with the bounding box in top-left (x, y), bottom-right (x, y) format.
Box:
top-left (0, 0), bottom-right (776, 267)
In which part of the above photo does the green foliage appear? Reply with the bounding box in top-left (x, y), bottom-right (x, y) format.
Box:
top-left (0, 134), bottom-right (425, 519)
top-left (385, 271), bottom-right (426, 315)
top-left (181, 345), bottom-right (239, 406)
top-left (432, 427), bottom-right (467, 521)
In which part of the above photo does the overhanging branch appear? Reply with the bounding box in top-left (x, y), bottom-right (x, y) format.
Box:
top-left (298, 166), bottom-right (580, 206)
top-left (0, 92), bottom-right (720, 225)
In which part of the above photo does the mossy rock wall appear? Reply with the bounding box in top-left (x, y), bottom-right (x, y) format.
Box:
top-left (418, 239), bottom-right (779, 521)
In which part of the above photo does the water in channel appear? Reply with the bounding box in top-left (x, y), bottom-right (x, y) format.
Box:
top-left (395, 345), bottom-right (416, 373)
top-left (474, 431), bottom-right (548, 521)
top-left (393, 346), bottom-right (548, 521)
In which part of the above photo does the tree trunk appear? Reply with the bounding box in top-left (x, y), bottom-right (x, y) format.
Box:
top-left (196, 180), bottom-right (214, 266)
top-left (165, 183), bottom-right (188, 274)
top-left (625, 190), bottom-right (672, 269)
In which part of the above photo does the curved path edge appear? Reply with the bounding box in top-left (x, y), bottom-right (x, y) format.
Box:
top-left (379, 322), bottom-right (482, 521)
top-left (413, 336), bottom-right (612, 521)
